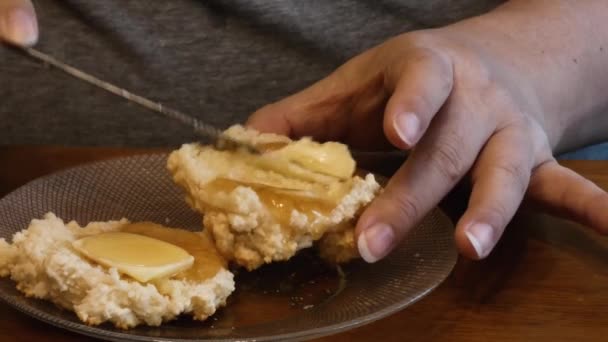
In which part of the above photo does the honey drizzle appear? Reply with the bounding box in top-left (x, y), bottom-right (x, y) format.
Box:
top-left (204, 178), bottom-right (338, 238)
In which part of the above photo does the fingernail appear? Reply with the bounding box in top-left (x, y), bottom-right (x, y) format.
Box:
top-left (465, 223), bottom-right (494, 259)
top-left (1, 8), bottom-right (38, 46)
top-left (357, 223), bottom-right (395, 263)
top-left (394, 112), bottom-right (420, 146)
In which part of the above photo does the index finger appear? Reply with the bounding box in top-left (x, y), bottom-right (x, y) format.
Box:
top-left (0, 0), bottom-right (37, 46)
top-left (356, 107), bottom-right (491, 262)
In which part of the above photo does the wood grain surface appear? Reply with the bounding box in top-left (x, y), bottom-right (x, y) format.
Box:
top-left (0, 146), bottom-right (606, 342)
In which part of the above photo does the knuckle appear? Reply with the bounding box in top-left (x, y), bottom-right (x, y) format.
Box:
top-left (386, 190), bottom-right (421, 226)
top-left (416, 48), bottom-right (454, 88)
top-left (384, 33), bottom-right (454, 87)
top-left (436, 64), bottom-right (454, 94)
top-left (495, 162), bottom-right (530, 194)
top-left (428, 132), bottom-right (467, 183)
top-left (483, 203), bottom-right (512, 229)
top-left (406, 92), bottom-right (437, 115)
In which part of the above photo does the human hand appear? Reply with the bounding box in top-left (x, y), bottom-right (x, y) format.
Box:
top-left (0, 0), bottom-right (37, 46)
top-left (247, 26), bottom-right (608, 262)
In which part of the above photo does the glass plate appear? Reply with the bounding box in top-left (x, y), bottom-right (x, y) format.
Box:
top-left (0, 153), bottom-right (457, 341)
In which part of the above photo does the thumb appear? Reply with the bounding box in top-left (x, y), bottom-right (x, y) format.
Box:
top-left (527, 161), bottom-right (608, 234)
top-left (0, 0), bottom-right (38, 47)
top-left (246, 48), bottom-right (381, 141)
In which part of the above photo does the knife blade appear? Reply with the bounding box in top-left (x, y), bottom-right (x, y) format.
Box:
top-left (20, 47), bottom-right (259, 154)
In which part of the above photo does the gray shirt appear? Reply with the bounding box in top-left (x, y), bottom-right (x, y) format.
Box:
top-left (0, 0), bottom-right (503, 147)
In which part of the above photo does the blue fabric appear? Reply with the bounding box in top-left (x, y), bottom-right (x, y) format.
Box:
top-left (558, 142), bottom-right (608, 160)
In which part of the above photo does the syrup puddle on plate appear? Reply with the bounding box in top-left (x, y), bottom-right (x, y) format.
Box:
top-left (161, 249), bottom-right (344, 331)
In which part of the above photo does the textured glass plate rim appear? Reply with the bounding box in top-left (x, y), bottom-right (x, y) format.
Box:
top-left (0, 152), bottom-right (458, 342)
top-left (2, 269), bottom-right (449, 342)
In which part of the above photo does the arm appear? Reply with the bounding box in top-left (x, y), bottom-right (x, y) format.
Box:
top-left (248, 0), bottom-right (608, 262)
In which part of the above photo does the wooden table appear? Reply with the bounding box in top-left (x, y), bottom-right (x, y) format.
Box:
top-left (0, 146), bottom-right (607, 342)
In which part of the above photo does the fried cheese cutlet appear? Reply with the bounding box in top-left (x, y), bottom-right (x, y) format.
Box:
top-left (167, 125), bottom-right (381, 270)
top-left (0, 213), bottom-right (234, 329)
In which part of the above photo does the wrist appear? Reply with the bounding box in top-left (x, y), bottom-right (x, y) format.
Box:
top-left (440, 2), bottom-right (608, 154)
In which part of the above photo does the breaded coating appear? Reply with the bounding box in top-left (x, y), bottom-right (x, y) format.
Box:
top-left (168, 125), bottom-right (381, 270)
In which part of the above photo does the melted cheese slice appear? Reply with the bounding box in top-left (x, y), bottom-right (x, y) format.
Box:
top-left (266, 138), bottom-right (356, 179)
top-left (72, 232), bottom-right (194, 282)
